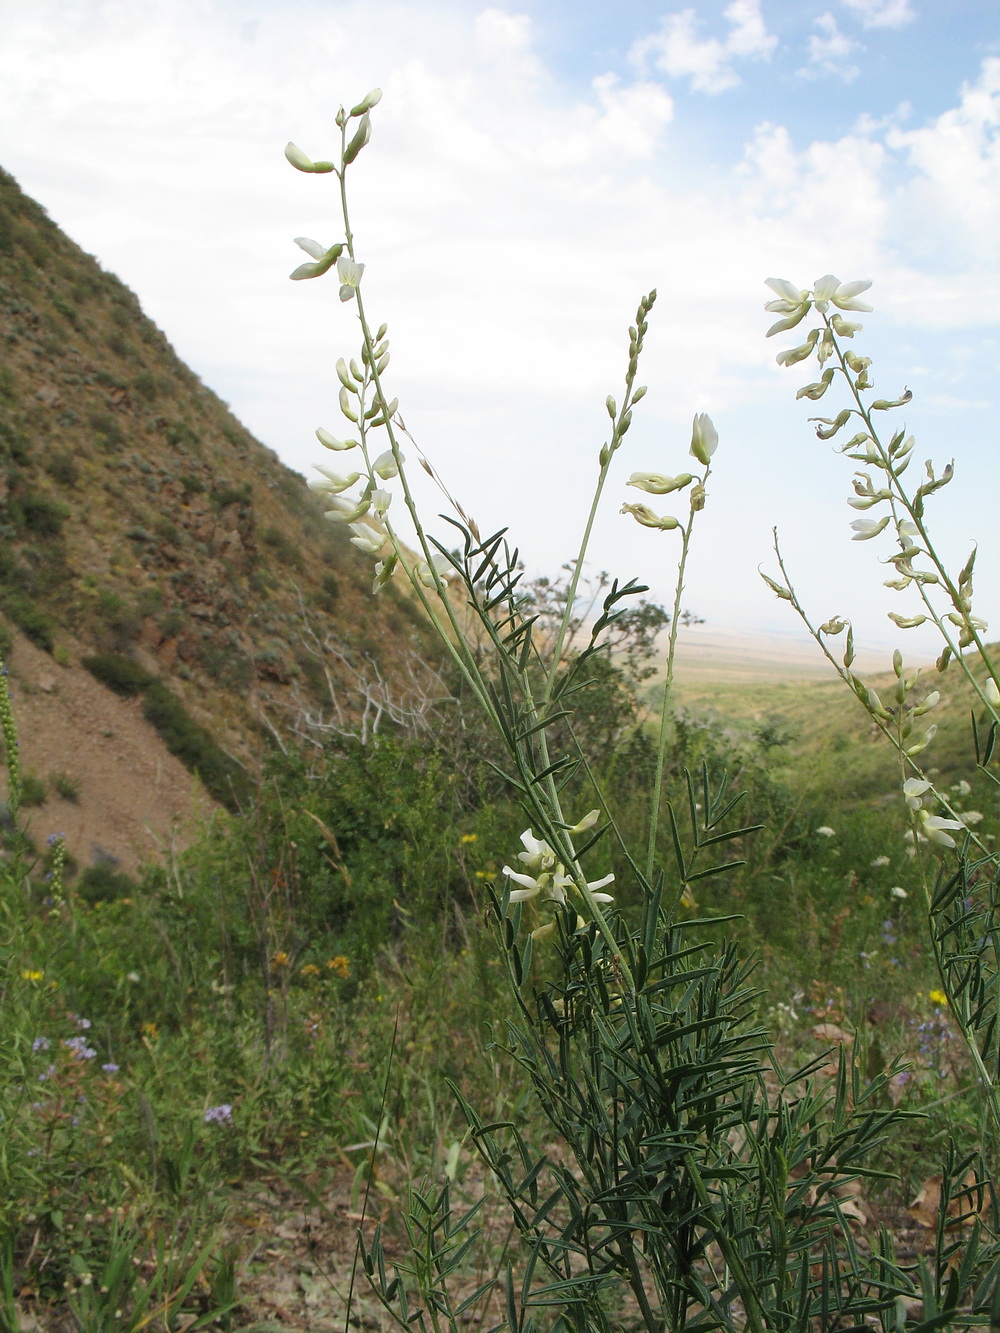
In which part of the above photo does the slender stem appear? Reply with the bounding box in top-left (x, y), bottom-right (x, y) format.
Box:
top-left (645, 469), bottom-right (707, 884)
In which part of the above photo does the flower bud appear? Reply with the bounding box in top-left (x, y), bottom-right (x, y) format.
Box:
top-left (985, 678), bottom-right (1000, 707)
top-left (339, 387), bottom-right (359, 422)
top-left (350, 89), bottom-right (383, 116)
top-left (372, 553), bottom-right (397, 592)
top-left (284, 142), bottom-right (335, 173)
top-left (760, 572), bottom-right (792, 602)
top-left (606, 395), bottom-right (617, 419)
top-left (316, 427), bottom-right (358, 451)
top-left (344, 113), bottom-right (372, 165)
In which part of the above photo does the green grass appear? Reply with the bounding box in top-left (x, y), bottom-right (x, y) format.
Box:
top-left (0, 661), bottom-right (994, 1325)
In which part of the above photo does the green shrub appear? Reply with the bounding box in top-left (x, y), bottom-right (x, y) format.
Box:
top-left (17, 493), bottom-right (70, 537)
top-left (75, 863), bottom-right (135, 904)
top-left (82, 653), bottom-right (153, 697)
top-left (142, 681), bottom-right (250, 811)
top-left (0, 591), bottom-right (54, 651)
top-left (19, 773), bottom-right (46, 807)
top-left (51, 771), bottom-right (80, 802)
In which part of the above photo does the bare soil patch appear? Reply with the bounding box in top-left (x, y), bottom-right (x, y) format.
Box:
top-left (3, 630), bottom-right (216, 876)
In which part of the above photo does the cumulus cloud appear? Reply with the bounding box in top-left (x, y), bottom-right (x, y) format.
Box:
top-left (801, 13), bottom-right (861, 82)
top-left (842, 0), bottom-right (915, 29)
top-left (630, 0), bottom-right (777, 94)
top-left (886, 58), bottom-right (1000, 274)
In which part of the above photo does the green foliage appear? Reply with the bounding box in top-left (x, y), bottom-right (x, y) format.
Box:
top-left (14, 493), bottom-right (69, 537)
top-left (142, 680), bottom-right (250, 811)
top-left (76, 864), bottom-right (135, 904)
top-left (82, 652), bottom-right (153, 697)
top-left (0, 591), bottom-right (54, 652)
top-left (18, 774), bottom-right (46, 808)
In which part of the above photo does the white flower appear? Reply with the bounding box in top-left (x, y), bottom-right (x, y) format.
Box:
top-left (323, 493), bottom-right (371, 523)
top-left (310, 465), bottom-right (361, 494)
top-left (959, 810), bottom-right (983, 826)
top-left (371, 488), bottom-right (392, 518)
top-left (517, 829), bottom-right (556, 874)
top-left (567, 810), bottom-right (600, 835)
top-left (337, 255), bottom-right (365, 302)
top-left (953, 779), bottom-right (972, 798)
top-left (851, 516), bottom-right (890, 541)
top-left (919, 811), bottom-right (965, 848)
top-left (316, 427), bottom-right (358, 452)
top-left (348, 522), bottom-right (386, 555)
top-left (373, 449), bottom-right (403, 480)
top-left (985, 678), bottom-right (1000, 707)
top-left (501, 866), bottom-right (542, 902)
top-left (812, 275), bottom-right (873, 313)
top-left (890, 885), bottom-right (908, 899)
top-left (689, 413), bottom-right (718, 466)
top-left (628, 472), bottom-right (693, 495)
top-left (902, 778), bottom-right (932, 811)
top-left (871, 855), bottom-right (891, 867)
top-left (816, 826), bottom-right (836, 837)
top-left (415, 554), bottom-right (452, 588)
top-left (621, 503), bottom-right (679, 531)
top-left (764, 278), bottom-right (812, 336)
top-left (584, 873), bottom-right (615, 903)
top-left (289, 237), bottom-right (344, 281)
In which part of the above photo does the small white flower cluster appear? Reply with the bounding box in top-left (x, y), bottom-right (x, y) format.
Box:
top-left (286, 92), bottom-right (449, 596)
top-left (766, 276), bottom-right (988, 654)
top-left (500, 816), bottom-right (614, 943)
top-left (901, 778), bottom-right (967, 851)
top-left (621, 414), bottom-right (717, 533)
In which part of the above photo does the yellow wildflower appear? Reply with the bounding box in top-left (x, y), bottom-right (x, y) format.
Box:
top-left (21, 970), bottom-right (43, 982)
top-left (300, 963), bottom-right (321, 977)
top-left (928, 989), bottom-right (949, 1006)
top-left (460, 833), bottom-right (477, 844)
top-left (326, 955), bottom-right (350, 979)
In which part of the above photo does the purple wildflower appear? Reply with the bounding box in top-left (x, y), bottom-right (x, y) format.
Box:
top-left (203, 1104), bottom-right (233, 1125)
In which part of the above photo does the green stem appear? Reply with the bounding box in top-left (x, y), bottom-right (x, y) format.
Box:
top-left (645, 472), bottom-right (707, 885)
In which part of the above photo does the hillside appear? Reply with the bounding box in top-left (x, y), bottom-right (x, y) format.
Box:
top-left (0, 167), bottom-right (438, 868)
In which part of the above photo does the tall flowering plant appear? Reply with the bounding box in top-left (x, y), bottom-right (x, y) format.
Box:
top-left (762, 273), bottom-right (1000, 1146)
top-left (282, 94), bottom-right (1000, 1332)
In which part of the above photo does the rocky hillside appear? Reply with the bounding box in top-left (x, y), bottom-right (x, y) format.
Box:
top-left (0, 167), bottom-right (438, 865)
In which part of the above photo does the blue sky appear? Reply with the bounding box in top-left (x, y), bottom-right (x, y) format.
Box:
top-left (0, 0), bottom-right (997, 665)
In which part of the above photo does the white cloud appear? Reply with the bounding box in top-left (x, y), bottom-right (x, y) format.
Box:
top-left (630, 0), bottom-right (777, 94)
top-left (801, 13), bottom-right (861, 82)
top-left (886, 57), bottom-right (1000, 276)
top-left (842, 0), bottom-right (915, 29)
